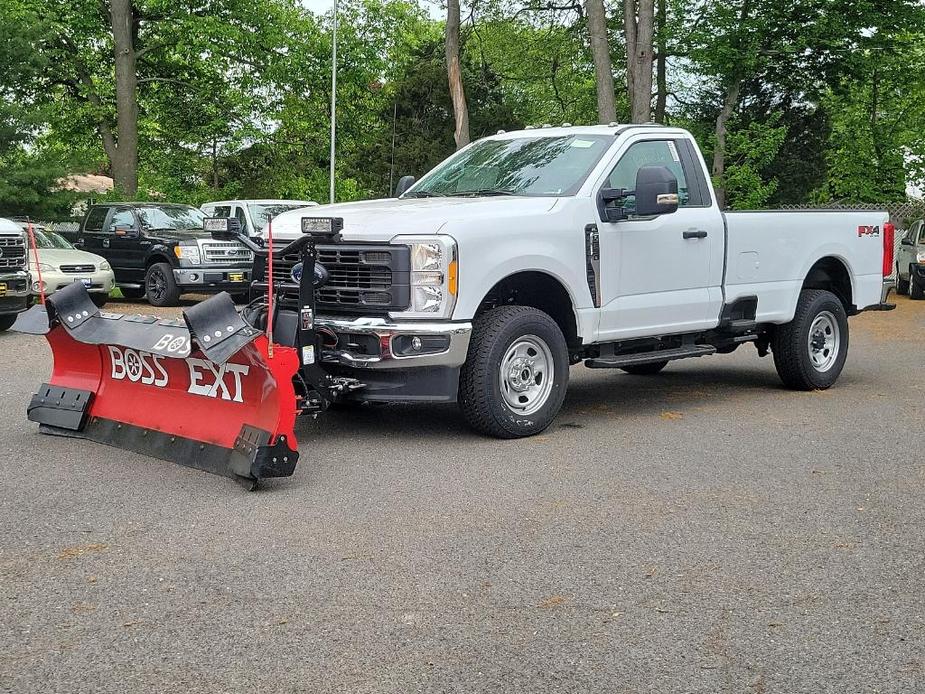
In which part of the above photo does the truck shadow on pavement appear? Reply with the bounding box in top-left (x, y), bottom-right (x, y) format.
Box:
top-left (304, 363), bottom-right (815, 440)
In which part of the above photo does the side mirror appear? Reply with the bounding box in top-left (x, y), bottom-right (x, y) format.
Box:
top-left (395, 175), bottom-right (416, 197)
top-left (901, 235), bottom-right (914, 246)
top-left (204, 216), bottom-right (243, 241)
top-left (634, 165), bottom-right (679, 216)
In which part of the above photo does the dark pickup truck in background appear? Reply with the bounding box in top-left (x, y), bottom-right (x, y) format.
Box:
top-left (75, 203), bottom-right (253, 306)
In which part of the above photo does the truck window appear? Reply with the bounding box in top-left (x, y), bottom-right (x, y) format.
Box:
top-left (918, 223), bottom-right (925, 245)
top-left (84, 207), bottom-right (108, 233)
top-left (606, 140), bottom-right (691, 207)
top-left (211, 205), bottom-right (232, 218)
top-left (104, 209), bottom-right (135, 233)
top-left (233, 206), bottom-right (249, 233)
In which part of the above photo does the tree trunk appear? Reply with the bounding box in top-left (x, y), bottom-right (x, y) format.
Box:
top-left (624, 0), bottom-right (654, 123)
top-left (110, 0), bottom-right (139, 196)
top-left (445, 0), bottom-right (470, 149)
top-left (711, 81), bottom-right (740, 209)
top-left (654, 0), bottom-right (667, 123)
top-left (585, 0), bottom-right (617, 124)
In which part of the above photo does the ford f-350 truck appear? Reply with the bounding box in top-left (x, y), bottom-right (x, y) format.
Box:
top-left (257, 125), bottom-right (894, 437)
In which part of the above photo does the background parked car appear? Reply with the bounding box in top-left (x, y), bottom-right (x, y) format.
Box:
top-left (896, 220), bottom-right (925, 299)
top-left (74, 203), bottom-right (253, 306)
top-left (200, 199), bottom-right (317, 241)
top-left (21, 223), bottom-right (114, 307)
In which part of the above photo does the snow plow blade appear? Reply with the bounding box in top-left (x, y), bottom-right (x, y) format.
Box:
top-left (15, 283), bottom-right (300, 488)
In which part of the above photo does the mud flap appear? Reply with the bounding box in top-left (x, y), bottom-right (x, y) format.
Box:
top-left (16, 283), bottom-right (301, 488)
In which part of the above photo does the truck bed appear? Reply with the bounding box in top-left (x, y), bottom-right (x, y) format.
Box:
top-left (724, 210), bottom-right (888, 323)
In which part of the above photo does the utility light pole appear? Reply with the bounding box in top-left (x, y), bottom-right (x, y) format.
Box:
top-left (328, 0), bottom-right (338, 205)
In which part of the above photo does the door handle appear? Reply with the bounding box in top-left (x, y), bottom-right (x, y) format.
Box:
top-left (683, 230), bottom-right (708, 239)
top-left (102, 239), bottom-right (110, 248)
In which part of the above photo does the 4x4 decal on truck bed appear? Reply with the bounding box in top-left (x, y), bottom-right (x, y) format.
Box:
top-left (858, 225), bottom-right (881, 237)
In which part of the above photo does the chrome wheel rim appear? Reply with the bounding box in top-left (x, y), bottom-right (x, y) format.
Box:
top-left (499, 334), bottom-right (554, 416)
top-left (808, 311), bottom-right (840, 372)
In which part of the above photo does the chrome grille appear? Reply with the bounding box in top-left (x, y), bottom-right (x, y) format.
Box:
top-left (60, 264), bottom-right (96, 274)
top-left (201, 241), bottom-right (252, 264)
top-left (0, 234), bottom-right (26, 270)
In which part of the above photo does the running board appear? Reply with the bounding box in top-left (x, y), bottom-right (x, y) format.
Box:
top-left (585, 344), bottom-right (716, 369)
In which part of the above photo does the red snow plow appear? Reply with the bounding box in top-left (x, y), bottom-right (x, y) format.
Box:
top-left (15, 219), bottom-right (359, 488)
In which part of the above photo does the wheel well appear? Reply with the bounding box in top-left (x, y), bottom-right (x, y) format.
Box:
top-left (803, 257), bottom-right (853, 312)
top-left (477, 271), bottom-right (580, 346)
top-left (146, 254), bottom-right (172, 268)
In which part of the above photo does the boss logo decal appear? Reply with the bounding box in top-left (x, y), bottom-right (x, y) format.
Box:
top-left (107, 346), bottom-right (249, 402)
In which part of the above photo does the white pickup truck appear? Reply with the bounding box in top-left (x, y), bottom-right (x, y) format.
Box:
top-left (266, 124), bottom-right (895, 438)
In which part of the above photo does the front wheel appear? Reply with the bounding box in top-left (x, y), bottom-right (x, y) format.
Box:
top-left (771, 289), bottom-right (848, 390)
top-left (90, 294), bottom-right (109, 308)
top-left (145, 263), bottom-right (181, 307)
top-left (458, 306), bottom-right (569, 438)
top-left (911, 269), bottom-right (924, 300)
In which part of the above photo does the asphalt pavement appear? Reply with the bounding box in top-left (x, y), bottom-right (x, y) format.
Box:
top-left (1, 294), bottom-right (923, 693)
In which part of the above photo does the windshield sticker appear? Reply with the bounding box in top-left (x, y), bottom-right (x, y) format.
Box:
top-left (666, 141), bottom-right (681, 162)
top-left (571, 139), bottom-right (595, 148)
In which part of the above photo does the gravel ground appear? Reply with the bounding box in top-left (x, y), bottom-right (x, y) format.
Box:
top-left (0, 294), bottom-right (923, 693)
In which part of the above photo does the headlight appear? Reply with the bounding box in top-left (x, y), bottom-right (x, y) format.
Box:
top-left (99, 260), bottom-right (111, 271)
top-left (391, 236), bottom-right (458, 318)
top-left (917, 251), bottom-right (925, 264)
top-left (174, 244), bottom-right (201, 265)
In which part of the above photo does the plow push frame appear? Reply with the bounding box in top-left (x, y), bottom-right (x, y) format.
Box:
top-left (16, 215), bottom-right (359, 489)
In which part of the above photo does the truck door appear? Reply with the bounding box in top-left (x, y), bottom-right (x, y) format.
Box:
top-left (102, 207), bottom-right (146, 284)
top-left (594, 137), bottom-right (724, 341)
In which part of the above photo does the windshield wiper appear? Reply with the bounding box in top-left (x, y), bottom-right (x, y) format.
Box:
top-left (449, 188), bottom-right (520, 197)
top-left (402, 191), bottom-right (443, 198)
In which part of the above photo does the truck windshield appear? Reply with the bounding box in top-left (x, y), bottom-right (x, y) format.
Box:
top-left (248, 204), bottom-right (312, 233)
top-left (405, 135), bottom-right (613, 198)
top-left (137, 206), bottom-right (205, 232)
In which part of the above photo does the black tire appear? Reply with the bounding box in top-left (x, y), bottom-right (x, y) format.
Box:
top-left (0, 314), bottom-right (16, 332)
top-left (771, 289), bottom-right (848, 390)
top-left (621, 361), bottom-right (669, 375)
top-left (231, 292), bottom-right (250, 304)
top-left (910, 269), bottom-right (924, 300)
top-left (145, 263), bottom-right (181, 307)
top-left (895, 264), bottom-right (909, 295)
top-left (90, 294), bottom-right (109, 308)
top-left (458, 305), bottom-right (569, 438)
top-left (120, 287), bottom-right (145, 300)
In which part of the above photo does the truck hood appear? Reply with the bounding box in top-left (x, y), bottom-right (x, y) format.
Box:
top-left (29, 248), bottom-right (107, 269)
top-left (266, 196), bottom-right (561, 241)
top-left (142, 228), bottom-right (208, 242)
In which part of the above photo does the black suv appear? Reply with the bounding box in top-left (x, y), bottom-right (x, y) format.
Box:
top-left (75, 203), bottom-right (253, 306)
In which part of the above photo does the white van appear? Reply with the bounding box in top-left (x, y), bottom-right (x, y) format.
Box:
top-left (200, 200), bottom-right (318, 240)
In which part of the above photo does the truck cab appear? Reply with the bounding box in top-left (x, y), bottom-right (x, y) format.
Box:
top-left (76, 203), bottom-right (253, 306)
top-left (248, 124), bottom-right (893, 438)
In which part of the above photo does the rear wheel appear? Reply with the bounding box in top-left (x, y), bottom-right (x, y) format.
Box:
top-left (621, 361), bottom-right (668, 375)
top-left (910, 268), bottom-right (924, 300)
top-left (145, 263), bottom-right (181, 307)
top-left (459, 305), bottom-right (569, 438)
top-left (771, 289), bottom-right (848, 390)
top-left (895, 264), bottom-right (909, 295)
top-left (120, 287), bottom-right (145, 300)
top-left (0, 314), bottom-right (16, 332)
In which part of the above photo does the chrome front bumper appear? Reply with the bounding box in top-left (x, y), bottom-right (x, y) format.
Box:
top-left (316, 316), bottom-right (472, 369)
